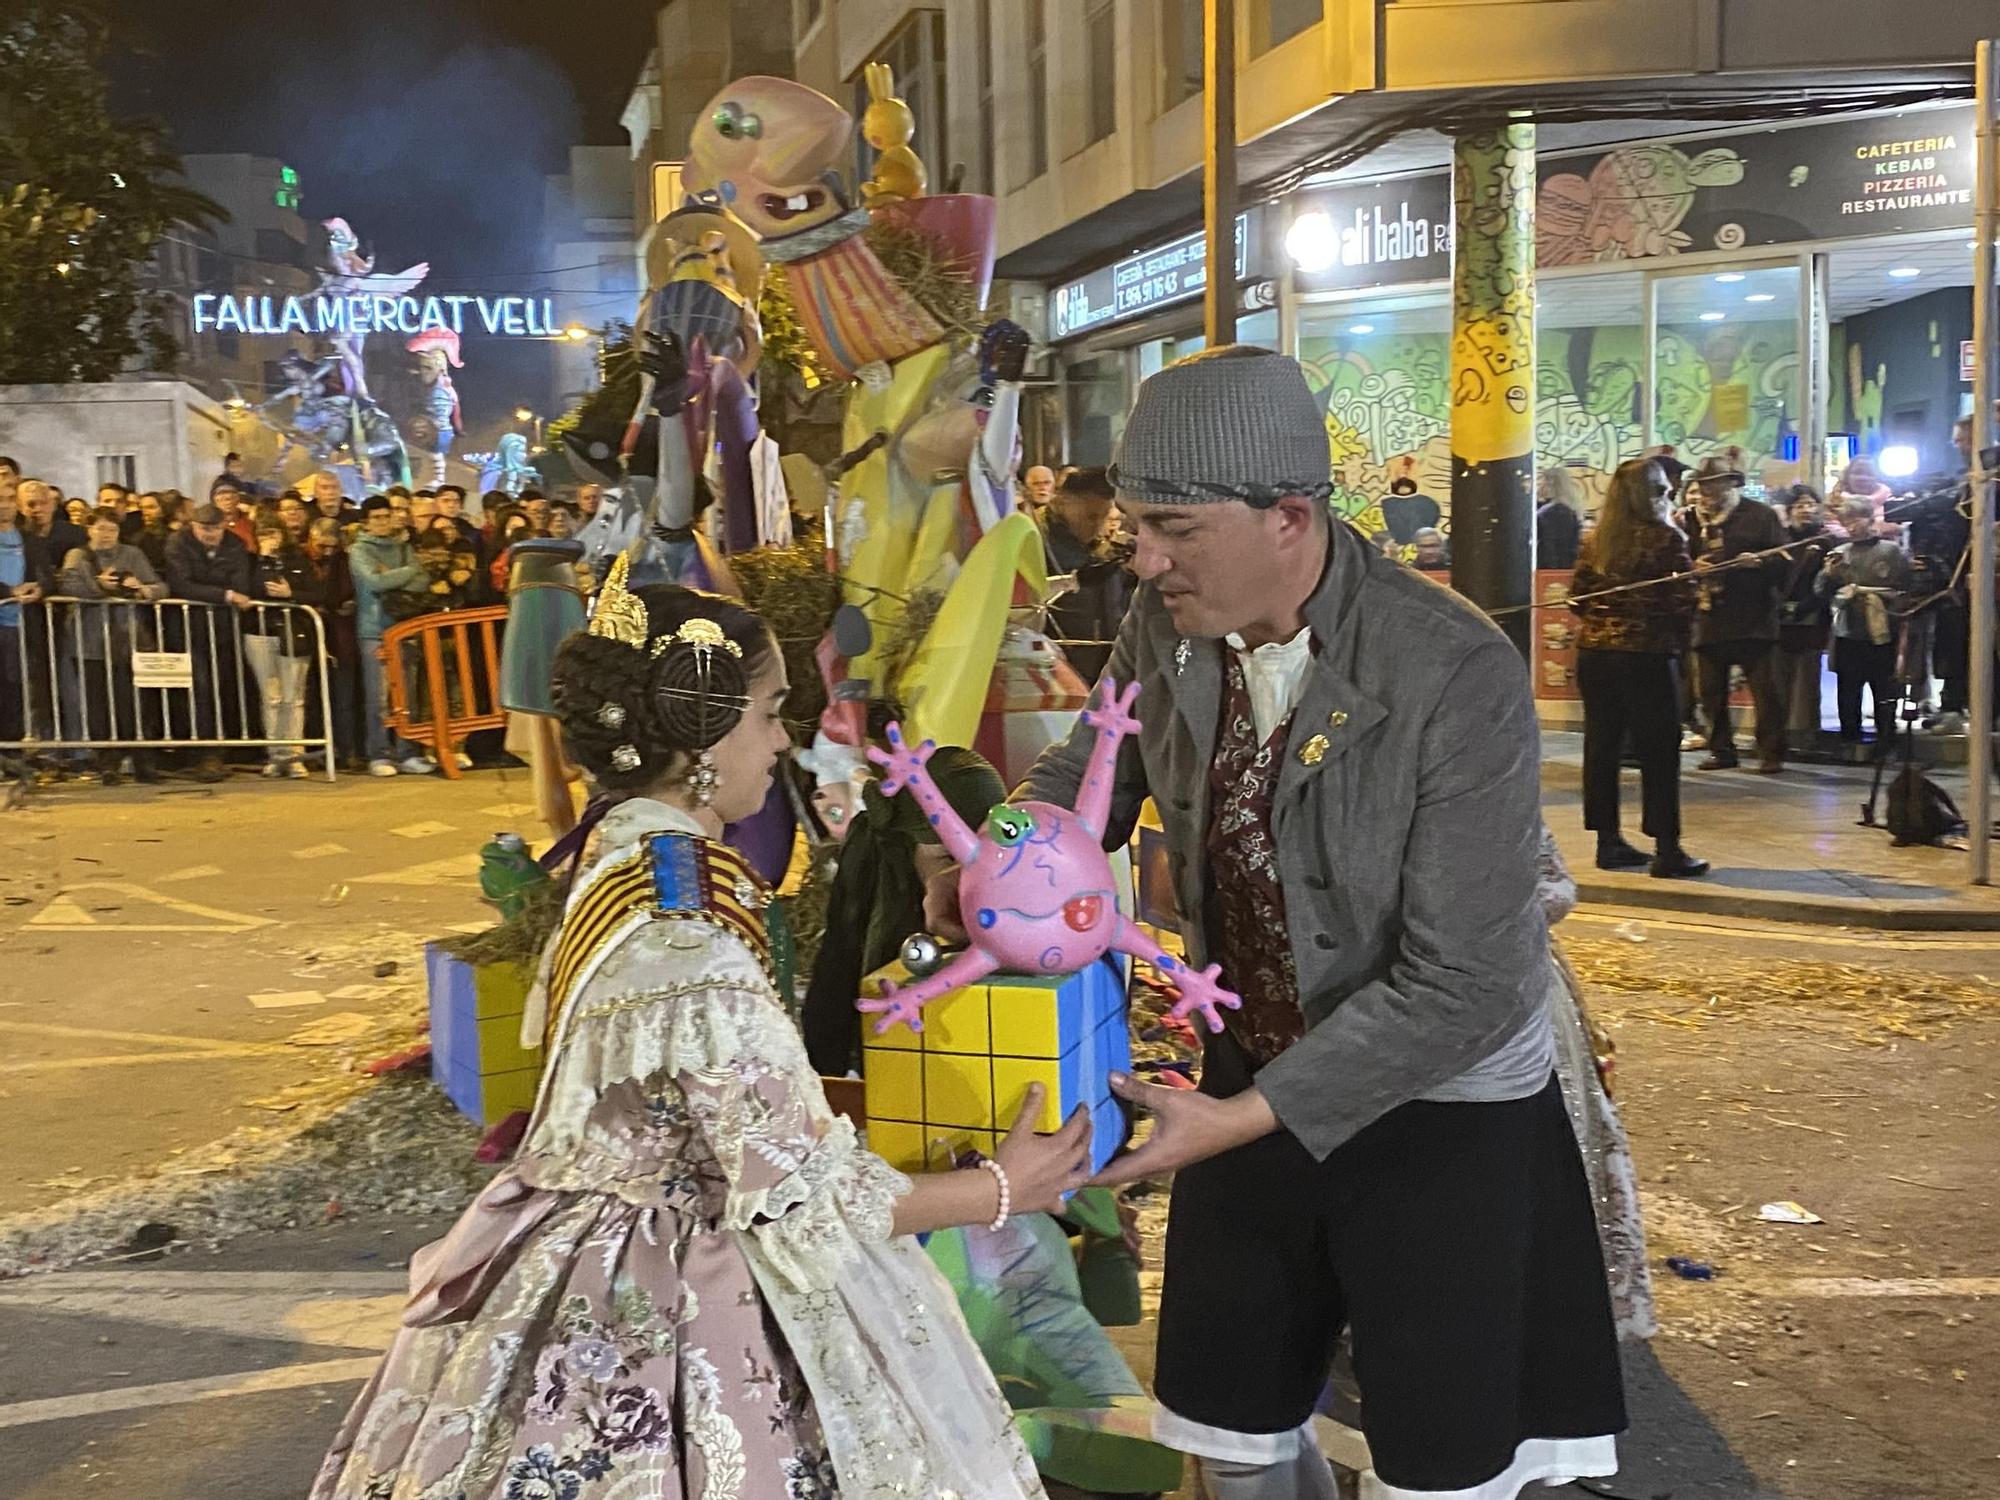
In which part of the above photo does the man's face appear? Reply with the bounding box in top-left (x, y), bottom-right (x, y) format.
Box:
top-left (1025, 466), bottom-right (1056, 504)
top-left (20, 485), bottom-right (51, 526)
top-left (1053, 489), bottom-right (1112, 543)
top-left (88, 517), bottom-right (120, 550)
top-left (213, 486), bottom-right (242, 515)
top-left (577, 485), bottom-right (601, 516)
top-left (192, 521), bottom-right (226, 548)
top-left (1789, 496), bottom-right (1821, 529)
top-left (364, 508), bottom-right (396, 538)
top-left (1694, 480), bottom-right (1738, 521)
top-left (226, 456), bottom-right (243, 475)
top-left (312, 474), bottom-right (344, 510)
top-left (1842, 506), bottom-right (1875, 540)
top-left (437, 490), bottom-right (464, 519)
top-left (524, 498), bottom-right (549, 527)
top-left (1414, 536), bottom-right (1447, 566)
top-left (97, 486), bottom-right (124, 510)
top-left (410, 496), bottom-right (437, 526)
top-left (1121, 496), bottom-right (1295, 638)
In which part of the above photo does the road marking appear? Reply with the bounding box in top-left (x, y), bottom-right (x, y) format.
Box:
top-left (24, 882), bottom-right (273, 933)
top-left (156, 864), bottom-right (224, 883)
top-left (291, 842), bottom-right (350, 860)
top-left (388, 821), bottom-right (456, 840)
top-left (1567, 907), bottom-right (2000, 951)
top-left (0, 1358), bottom-right (381, 1429)
top-left (247, 990), bottom-right (327, 1010)
top-left (0, 1044), bottom-right (293, 1076)
top-left (1748, 1277), bottom-right (2000, 1298)
top-left (0, 1020), bottom-right (294, 1076)
top-left (356, 853), bottom-right (476, 886)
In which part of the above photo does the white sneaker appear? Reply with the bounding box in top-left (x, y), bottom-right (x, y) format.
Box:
top-left (261, 762), bottom-right (284, 778)
top-left (453, 751), bottom-right (473, 771)
top-left (285, 761), bottom-right (310, 779)
top-left (369, 758), bottom-right (399, 777)
top-left (399, 755), bottom-right (439, 775)
top-left (1680, 729), bottom-right (1706, 752)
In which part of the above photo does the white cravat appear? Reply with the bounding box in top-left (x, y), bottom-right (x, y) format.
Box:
top-left (1224, 626), bottom-right (1313, 742)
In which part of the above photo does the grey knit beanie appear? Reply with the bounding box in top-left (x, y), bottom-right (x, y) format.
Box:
top-left (1108, 345), bottom-right (1332, 507)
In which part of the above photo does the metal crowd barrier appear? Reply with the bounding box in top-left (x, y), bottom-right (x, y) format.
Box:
top-left (0, 597), bottom-right (336, 781)
top-left (380, 605), bottom-right (508, 781)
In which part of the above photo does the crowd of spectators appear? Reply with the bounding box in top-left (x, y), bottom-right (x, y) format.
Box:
top-left (0, 453), bottom-right (608, 785)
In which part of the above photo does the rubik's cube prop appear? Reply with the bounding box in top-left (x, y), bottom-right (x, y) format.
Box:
top-left (425, 946), bottom-right (542, 1125)
top-left (861, 956), bottom-right (1132, 1175)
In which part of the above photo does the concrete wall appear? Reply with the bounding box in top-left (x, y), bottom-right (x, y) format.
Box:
top-left (0, 383), bottom-right (233, 500)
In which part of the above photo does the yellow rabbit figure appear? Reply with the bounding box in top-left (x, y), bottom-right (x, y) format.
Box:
top-left (861, 60), bottom-right (927, 205)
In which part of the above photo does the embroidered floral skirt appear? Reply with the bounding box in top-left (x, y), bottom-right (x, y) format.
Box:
top-left (312, 1173), bottom-right (839, 1500)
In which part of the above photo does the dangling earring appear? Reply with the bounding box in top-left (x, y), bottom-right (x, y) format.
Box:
top-left (688, 749), bottom-right (719, 807)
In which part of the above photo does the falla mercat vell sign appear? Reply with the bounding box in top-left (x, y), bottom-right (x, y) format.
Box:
top-left (191, 293), bottom-right (562, 338)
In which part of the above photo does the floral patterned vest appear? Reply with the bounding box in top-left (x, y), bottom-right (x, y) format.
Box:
top-left (1204, 652), bottom-right (1305, 1067)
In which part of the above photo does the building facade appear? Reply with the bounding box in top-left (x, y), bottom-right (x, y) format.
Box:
top-left (144, 153), bottom-right (316, 408)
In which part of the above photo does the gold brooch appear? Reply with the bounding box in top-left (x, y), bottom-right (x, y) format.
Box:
top-left (1298, 734), bottom-right (1330, 766)
top-left (1328, 709), bottom-right (1349, 729)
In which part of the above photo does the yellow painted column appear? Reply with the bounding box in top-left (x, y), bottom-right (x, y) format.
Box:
top-left (1449, 124), bottom-right (1537, 656)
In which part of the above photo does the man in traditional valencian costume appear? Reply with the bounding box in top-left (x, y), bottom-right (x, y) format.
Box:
top-left (1015, 347), bottom-right (1626, 1500)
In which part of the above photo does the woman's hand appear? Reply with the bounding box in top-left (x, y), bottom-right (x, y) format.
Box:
top-left (1088, 1072), bottom-right (1279, 1190)
top-left (991, 1084), bottom-right (1094, 1216)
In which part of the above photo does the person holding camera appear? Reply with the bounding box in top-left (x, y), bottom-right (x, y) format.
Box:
top-left (247, 517), bottom-right (328, 778)
top-left (59, 506), bottom-right (168, 784)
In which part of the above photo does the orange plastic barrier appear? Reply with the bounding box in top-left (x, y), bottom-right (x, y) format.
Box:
top-left (380, 606), bottom-right (508, 780)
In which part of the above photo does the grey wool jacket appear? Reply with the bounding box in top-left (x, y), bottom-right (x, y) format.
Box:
top-left (1018, 520), bottom-right (1552, 1161)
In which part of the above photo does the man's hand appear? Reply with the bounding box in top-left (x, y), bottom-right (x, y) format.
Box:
top-left (96, 569), bottom-right (121, 592)
top-left (11, 582), bottom-right (43, 603)
top-left (923, 863), bottom-right (967, 943)
top-left (224, 589), bottom-right (253, 609)
top-left (265, 577), bottom-right (293, 599)
top-left (1088, 1072), bottom-right (1279, 1190)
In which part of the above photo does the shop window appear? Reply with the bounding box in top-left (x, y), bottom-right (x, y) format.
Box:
top-left (1160, 0), bottom-right (1203, 109)
top-left (1297, 291), bottom-right (1451, 545)
top-left (1084, 0), bottom-right (1116, 147)
top-left (1653, 264), bottom-right (1800, 500)
top-left (1066, 352), bottom-right (1129, 465)
top-left (1537, 270), bottom-right (1646, 518)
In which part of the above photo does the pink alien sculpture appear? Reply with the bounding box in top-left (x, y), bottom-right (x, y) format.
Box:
top-left (859, 678), bottom-right (1242, 1037)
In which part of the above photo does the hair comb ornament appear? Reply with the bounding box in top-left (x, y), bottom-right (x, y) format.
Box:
top-left (649, 616), bottom-right (743, 661)
top-left (586, 550), bottom-right (648, 651)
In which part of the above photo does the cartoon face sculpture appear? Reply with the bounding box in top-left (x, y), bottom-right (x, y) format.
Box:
top-left (684, 76), bottom-right (854, 239)
top-left (858, 679), bottom-right (1242, 1037)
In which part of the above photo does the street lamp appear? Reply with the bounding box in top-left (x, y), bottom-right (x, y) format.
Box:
top-left (515, 406), bottom-right (544, 449)
top-left (564, 324), bottom-right (591, 342)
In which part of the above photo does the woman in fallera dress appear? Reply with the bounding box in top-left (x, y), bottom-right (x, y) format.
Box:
top-left (312, 565), bottom-right (1092, 1500)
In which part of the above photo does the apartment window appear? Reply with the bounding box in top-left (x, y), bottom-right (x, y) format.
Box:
top-left (94, 455), bottom-right (137, 491)
top-left (1255, 0), bottom-right (1321, 53)
top-left (1084, 0), bottom-right (1116, 146)
top-left (1022, 0), bottom-right (1049, 184)
top-left (254, 228), bottom-right (303, 269)
top-left (854, 11), bottom-right (947, 195)
top-left (975, 0), bottom-right (996, 192)
top-left (1161, 0), bottom-right (1203, 109)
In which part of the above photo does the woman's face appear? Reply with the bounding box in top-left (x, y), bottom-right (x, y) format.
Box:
top-left (88, 517), bottom-right (121, 551)
top-left (279, 497), bottom-right (308, 535)
top-left (1640, 463), bottom-right (1674, 522)
top-left (257, 529), bottom-right (285, 557)
top-left (138, 493), bottom-right (162, 524)
top-left (65, 498), bottom-right (89, 525)
top-left (705, 648), bottom-right (792, 826)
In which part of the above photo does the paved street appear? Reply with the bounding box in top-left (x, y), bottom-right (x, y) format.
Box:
top-left (0, 769), bottom-right (1996, 1499)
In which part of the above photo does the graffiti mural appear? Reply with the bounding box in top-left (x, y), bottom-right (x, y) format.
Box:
top-left (1303, 306), bottom-right (1800, 536)
top-left (1537, 146), bottom-right (1748, 265)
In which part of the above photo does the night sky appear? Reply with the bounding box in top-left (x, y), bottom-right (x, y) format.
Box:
top-left (103, 0), bottom-right (657, 431)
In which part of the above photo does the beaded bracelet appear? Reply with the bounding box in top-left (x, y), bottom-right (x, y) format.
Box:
top-left (975, 1158), bottom-right (1011, 1231)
